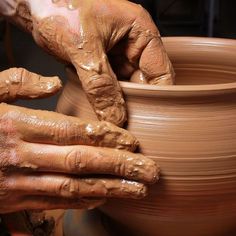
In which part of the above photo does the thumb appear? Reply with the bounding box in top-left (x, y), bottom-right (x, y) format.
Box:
top-left (71, 44), bottom-right (127, 127)
top-left (0, 68), bottom-right (62, 102)
top-left (32, 15), bottom-right (127, 127)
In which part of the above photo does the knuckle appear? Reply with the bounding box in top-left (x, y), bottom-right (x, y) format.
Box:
top-left (133, 4), bottom-right (150, 21)
top-left (0, 68), bottom-right (27, 101)
top-left (134, 5), bottom-right (159, 36)
top-left (64, 149), bottom-right (86, 173)
top-left (53, 122), bottom-right (67, 144)
top-left (84, 74), bottom-right (114, 96)
top-left (58, 178), bottom-right (78, 197)
top-left (138, 5), bottom-right (148, 15)
top-left (0, 108), bottom-right (20, 133)
top-left (7, 68), bottom-right (24, 86)
top-left (138, 5), bottom-right (152, 21)
top-left (35, 16), bottom-right (69, 61)
top-left (0, 118), bottom-right (20, 172)
top-left (0, 149), bottom-right (20, 172)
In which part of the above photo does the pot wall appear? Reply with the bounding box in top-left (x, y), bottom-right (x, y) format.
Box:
top-left (57, 37), bottom-right (236, 236)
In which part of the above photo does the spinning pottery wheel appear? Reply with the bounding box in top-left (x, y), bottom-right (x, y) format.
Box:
top-left (57, 37), bottom-right (236, 236)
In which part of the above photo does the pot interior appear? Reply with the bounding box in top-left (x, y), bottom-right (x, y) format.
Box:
top-left (173, 65), bottom-right (236, 85)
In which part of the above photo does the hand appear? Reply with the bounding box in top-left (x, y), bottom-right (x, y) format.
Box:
top-left (8, 0), bottom-right (174, 126)
top-left (0, 68), bottom-right (159, 213)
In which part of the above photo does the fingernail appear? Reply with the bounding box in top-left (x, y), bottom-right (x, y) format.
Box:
top-left (143, 159), bottom-right (160, 184)
top-left (116, 130), bottom-right (139, 152)
top-left (42, 76), bottom-right (62, 93)
top-left (116, 180), bottom-right (148, 199)
top-left (125, 181), bottom-right (148, 199)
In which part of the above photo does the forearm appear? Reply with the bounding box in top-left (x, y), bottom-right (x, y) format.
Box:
top-left (0, 0), bottom-right (79, 35)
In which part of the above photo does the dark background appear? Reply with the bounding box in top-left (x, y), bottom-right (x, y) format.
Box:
top-left (132, 0), bottom-right (236, 38)
top-left (0, 0), bottom-right (235, 110)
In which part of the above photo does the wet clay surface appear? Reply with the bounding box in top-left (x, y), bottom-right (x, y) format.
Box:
top-left (0, 103), bottom-right (138, 150)
top-left (2, 0), bottom-right (174, 126)
top-left (0, 67), bottom-right (62, 101)
top-left (0, 0), bottom-right (163, 233)
top-left (58, 37), bottom-right (236, 236)
top-left (0, 102), bottom-right (159, 214)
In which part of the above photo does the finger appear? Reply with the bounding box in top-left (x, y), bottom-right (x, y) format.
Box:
top-left (130, 69), bottom-right (148, 84)
top-left (16, 196), bottom-right (105, 211)
top-left (0, 103), bottom-right (138, 151)
top-left (139, 37), bottom-right (175, 85)
top-left (34, 16), bottom-right (126, 127)
top-left (21, 143), bottom-right (159, 183)
top-left (8, 174), bottom-right (147, 199)
top-left (66, 19), bottom-right (126, 127)
top-left (126, 7), bottom-right (175, 84)
top-left (0, 68), bottom-right (62, 102)
top-left (71, 48), bottom-right (127, 127)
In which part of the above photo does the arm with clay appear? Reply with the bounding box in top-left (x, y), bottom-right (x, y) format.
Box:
top-left (0, 2), bottom-right (161, 232)
top-left (0, 0), bottom-right (175, 127)
top-left (0, 0), bottom-right (160, 214)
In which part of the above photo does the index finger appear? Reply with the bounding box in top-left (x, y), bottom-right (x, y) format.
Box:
top-left (20, 143), bottom-right (159, 184)
top-left (138, 36), bottom-right (175, 85)
top-left (0, 103), bottom-right (138, 151)
top-left (125, 6), bottom-right (175, 84)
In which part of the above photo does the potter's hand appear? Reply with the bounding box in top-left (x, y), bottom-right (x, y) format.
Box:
top-left (0, 0), bottom-right (174, 127)
top-left (0, 68), bottom-right (159, 214)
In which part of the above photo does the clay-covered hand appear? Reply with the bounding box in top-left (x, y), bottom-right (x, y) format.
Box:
top-left (1, 0), bottom-right (174, 126)
top-left (0, 68), bottom-right (159, 214)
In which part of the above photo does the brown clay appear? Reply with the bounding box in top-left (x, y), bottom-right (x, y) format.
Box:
top-left (0, 67), bottom-right (61, 101)
top-left (1, 0), bottom-right (174, 126)
top-left (57, 37), bottom-right (236, 236)
top-left (0, 103), bottom-right (159, 213)
top-left (0, 103), bottom-right (138, 150)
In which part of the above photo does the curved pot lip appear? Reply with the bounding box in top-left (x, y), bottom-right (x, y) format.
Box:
top-left (67, 36), bottom-right (236, 98)
top-left (162, 36), bottom-right (236, 47)
top-left (119, 81), bottom-right (236, 98)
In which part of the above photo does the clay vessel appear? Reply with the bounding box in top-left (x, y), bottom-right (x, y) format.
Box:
top-left (57, 37), bottom-right (236, 236)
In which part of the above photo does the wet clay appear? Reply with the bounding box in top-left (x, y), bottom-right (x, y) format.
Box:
top-left (2, 0), bottom-right (174, 126)
top-left (0, 103), bottom-right (138, 151)
top-left (57, 37), bottom-right (236, 236)
top-left (0, 103), bottom-right (159, 204)
top-left (0, 68), bottom-right (62, 101)
top-left (51, 0), bottom-right (80, 10)
top-left (0, 102), bottom-right (159, 182)
top-left (52, 178), bottom-right (147, 199)
top-left (0, 101), bottom-right (159, 236)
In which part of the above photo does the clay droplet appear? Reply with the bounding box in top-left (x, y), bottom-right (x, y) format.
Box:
top-left (67, 0), bottom-right (79, 10)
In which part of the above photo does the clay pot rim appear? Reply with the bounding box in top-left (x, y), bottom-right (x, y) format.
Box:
top-left (119, 81), bottom-right (236, 98)
top-left (67, 36), bottom-right (236, 98)
top-left (121, 37), bottom-right (236, 98)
